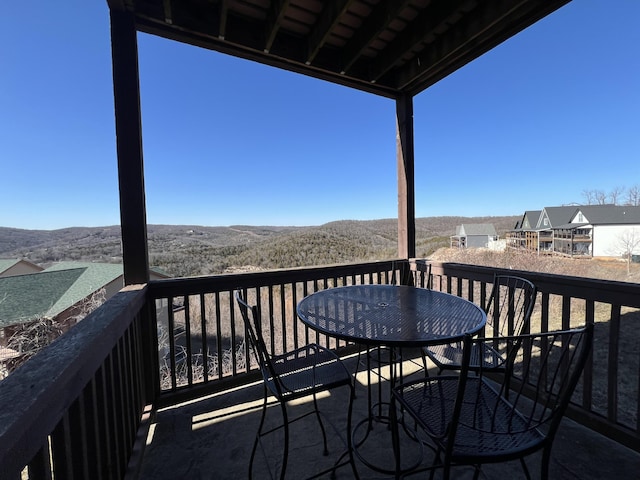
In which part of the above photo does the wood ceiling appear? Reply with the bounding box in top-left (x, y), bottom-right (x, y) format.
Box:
top-left (108, 0), bottom-right (571, 98)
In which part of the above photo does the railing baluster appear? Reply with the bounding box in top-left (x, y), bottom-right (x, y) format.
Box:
top-left (608, 304), bottom-right (622, 424)
top-left (167, 296), bottom-right (177, 390)
top-left (27, 441), bottom-right (52, 480)
top-left (50, 411), bottom-right (72, 480)
top-left (183, 294), bottom-right (193, 386)
top-left (200, 293), bottom-right (209, 383)
top-left (215, 292), bottom-right (224, 378)
top-left (583, 300), bottom-right (595, 411)
top-left (562, 295), bottom-right (572, 330)
top-left (95, 363), bottom-right (114, 479)
top-left (69, 392), bottom-right (90, 480)
top-left (82, 377), bottom-right (103, 480)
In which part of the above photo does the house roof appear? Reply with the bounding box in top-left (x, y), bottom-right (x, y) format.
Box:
top-left (0, 261), bottom-right (172, 328)
top-left (109, 0), bottom-right (572, 99)
top-left (44, 262), bottom-right (126, 317)
top-left (522, 210), bottom-right (542, 230)
top-left (0, 260), bottom-right (20, 275)
top-left (536, 206), bottom-right (578, 230)
top-left (0, 259), bottom-right (44, 277)
top-left (0, 263), bottom-right (128, 328)
top-left (575, 205), bottom-right (640, 225)
top-left (0, 268), bottom-right (87, 328)
top-left (455, 223), bottom-right (497, 237)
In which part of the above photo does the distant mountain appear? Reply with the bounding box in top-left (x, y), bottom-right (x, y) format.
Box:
top-left (0, 216), bottom-right (518, 277)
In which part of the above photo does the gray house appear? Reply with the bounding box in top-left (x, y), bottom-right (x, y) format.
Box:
top-left (451, 224), bottom-right (498, 249)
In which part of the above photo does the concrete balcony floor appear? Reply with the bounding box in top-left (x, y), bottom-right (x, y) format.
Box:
top-left (138, 352), bottom-right (640, 479)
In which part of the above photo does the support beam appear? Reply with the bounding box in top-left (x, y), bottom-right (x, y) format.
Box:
top-left (110, 9), bottom-right (150, 285)
top-left (396, 93), bottom-right (416, 260)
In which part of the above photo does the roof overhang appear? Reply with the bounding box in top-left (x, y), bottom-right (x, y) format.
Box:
top-left (107, 0), bottom-right (571, 99)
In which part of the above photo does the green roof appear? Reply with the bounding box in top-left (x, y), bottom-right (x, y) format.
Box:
top-left (0, 268), bottom-right (86, 327)
top-left (0, 262), bottom-right (126, 328)
top-left (43, 262), bottom-right (124, 316)
top-left (0, 262), bottom-right (168, 328)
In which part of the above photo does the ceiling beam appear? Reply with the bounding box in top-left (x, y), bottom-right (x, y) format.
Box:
top-left (264, 0), bottom-right (291, 53)
top-left (218, 0), bottom-right (229, 39)
top-left (395, 0), bottom-right (568, 94)
top-left (305, 0), bottom-right (354, 65)
top-left (135, 15), bottom-right (398, 98)
top-left (367, 0), bottom-right (473, 84)
top-left (340, 0), bottom-right (413, 75)
top-left (162, 0), bottom-right (172, 24)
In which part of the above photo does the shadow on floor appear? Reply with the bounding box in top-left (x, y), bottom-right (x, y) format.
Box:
top-left (138, 352), bottom-right (640, 479)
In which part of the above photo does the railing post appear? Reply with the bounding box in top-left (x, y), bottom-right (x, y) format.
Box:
top-left (110, 7), bottom-right (150, 285)
top-left (396, 93), bottom-right (415, 260)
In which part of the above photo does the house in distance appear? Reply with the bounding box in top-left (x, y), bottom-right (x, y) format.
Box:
top-left (508, 205), bottom-right (640, 259)
top-left (450, 224), bottom-right (499, 249)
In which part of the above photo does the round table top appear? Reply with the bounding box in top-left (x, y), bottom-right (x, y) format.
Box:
top-left (296, 284), bottom-right (486, 347)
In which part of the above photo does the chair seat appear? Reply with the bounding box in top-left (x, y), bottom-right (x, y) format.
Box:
top-left (425, 341), bottom-right (507, 371)
top-left (266, 344), bottom-right (352, 401)
top-left (396, 376), bottom-right (545, 461)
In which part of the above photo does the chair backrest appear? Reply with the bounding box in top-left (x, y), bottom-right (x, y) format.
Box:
top-left (235, 290), bottom-right (283, 394)
top-left (449, 323), bottom-right (594, 457)
top-left (420, 262), bottom-right (433, 289)
top-left (484, 275), bottom-right (537, 338)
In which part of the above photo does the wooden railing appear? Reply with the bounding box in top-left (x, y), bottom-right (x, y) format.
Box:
top-left (0, 285), bottom-right (155, 480)
top-left (146, 260), bottom-right (404, 406)
top-left (2, 259), bottom-right (639, 478)
top-left (148, 259), bottom-right (640, 452)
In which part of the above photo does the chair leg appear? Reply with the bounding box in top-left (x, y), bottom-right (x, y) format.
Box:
top-left (443, 462), bottom-right (451, 480)
top-left (346, 384), bottom-right (360, 480)
top-left (520, 458), bottom-right (532, 480)
top-left (280, 401), bottom-right (290, 480)
top-left (421, 349), bottom-right (429, 376)
top-left (390, 395), bottom-right (401, 479)
top-left (472, 464), bottom-right (482, 480)
top-left (312, 390), bottom-right (330, 455)
top-left (429, 448), bottom-right (443, 480)
top-left (540, 447), bottom-right (551, 480)
top-left (250, 388), bottom-right (269, 480)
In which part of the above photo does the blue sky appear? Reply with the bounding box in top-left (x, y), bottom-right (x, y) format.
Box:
top-left (2, 1), bottom-right (639, 230)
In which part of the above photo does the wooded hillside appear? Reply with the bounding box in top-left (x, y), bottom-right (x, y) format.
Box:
top-left (0, 216), bottom-right (518, 277)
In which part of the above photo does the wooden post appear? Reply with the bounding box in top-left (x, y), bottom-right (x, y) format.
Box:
top-left (110, 9), bottom-right (150, 285)
top-left (396, 93), bottom-right (416, 260)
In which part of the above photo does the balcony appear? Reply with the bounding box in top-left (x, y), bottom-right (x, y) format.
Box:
top-left (2, 259), bottom-right (640, 479)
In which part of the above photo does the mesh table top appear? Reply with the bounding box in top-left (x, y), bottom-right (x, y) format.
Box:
top-left (297, 285), bottom-right (486, 347)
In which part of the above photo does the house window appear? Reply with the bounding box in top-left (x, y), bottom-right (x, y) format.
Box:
top-left (577, 212), bottom-right (584, 223)
top-left (543, 218), bottom-right (549, 227)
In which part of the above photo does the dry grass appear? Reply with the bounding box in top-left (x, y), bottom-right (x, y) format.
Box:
top-left (429, 247), bottom-right (640, 282)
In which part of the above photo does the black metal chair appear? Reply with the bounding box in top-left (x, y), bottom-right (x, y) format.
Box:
top-left (235, 290), bottom-right (359, 480)
top-left (423, 275), bottom-right (537, 373)
top-left (392, 323), bottom-right (594, 480)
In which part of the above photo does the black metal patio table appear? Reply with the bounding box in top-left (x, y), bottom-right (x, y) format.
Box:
top-left (296, 284), bottom-right (486, 474)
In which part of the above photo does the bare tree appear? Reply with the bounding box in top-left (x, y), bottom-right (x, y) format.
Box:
top-left (615, 228), bottom-right (640, 275)
top-left (626, 185), bottom-right (640, 206)
top-left (609, 186), bottom-right (625, 205)
top-left (582, 189), bottom-right (595, 205)
top-left (594, 190), bottom-right (608, 205)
